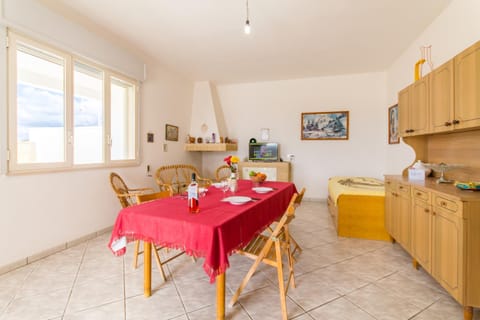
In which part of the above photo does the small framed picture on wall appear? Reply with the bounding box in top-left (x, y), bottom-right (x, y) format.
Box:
top-left (388, 104), bottom-right (399, 144)
top-left (165, 124), bottom-right (179, 141)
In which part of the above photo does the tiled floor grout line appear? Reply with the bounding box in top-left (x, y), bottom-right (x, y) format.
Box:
top-left (168, 263), bottom-right (191, 320)
top-left (122, 256), bottom-right (127, 320)
top-left (57, 243), bottom-right (88, 319)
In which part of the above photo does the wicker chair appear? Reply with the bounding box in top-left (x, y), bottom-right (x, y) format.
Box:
top-left (109, 172), bottom-right (154, 208)
top-left (155, 164), bottom-right (212, 194)
top-left (215, 164), bottom-right (231, 182)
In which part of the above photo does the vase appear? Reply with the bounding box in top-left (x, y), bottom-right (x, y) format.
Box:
top-left (229, 173), bottom-right (238, 193)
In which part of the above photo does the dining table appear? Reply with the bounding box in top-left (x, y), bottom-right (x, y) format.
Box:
top-left (108, 179), bottom-right (297, 320)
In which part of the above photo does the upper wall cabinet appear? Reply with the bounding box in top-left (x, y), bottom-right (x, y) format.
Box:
top-left (454, 41), bottom-right (480, 130)
top-left (430, 60), bottom-right (455, 133)
top-left (398, 76), bottom-right (430, 137)
top-left (399, 40), bottom-right (480, 138)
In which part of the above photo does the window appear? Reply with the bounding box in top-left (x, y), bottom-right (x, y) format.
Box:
top-left (7, 31), bottom-right (139, 173)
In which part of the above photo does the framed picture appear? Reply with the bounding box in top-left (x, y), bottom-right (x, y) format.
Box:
top-left (301, 111), bottom-right (349, 140)
top-left (388, 104), bottom-right (399, 144)
top-left (165, 124), bottom-right (179, 141)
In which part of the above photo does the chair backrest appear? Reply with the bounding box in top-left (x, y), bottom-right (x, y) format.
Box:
top-left (155, 164), bottom-right (205, 194)
top-left (215, 165), bottom-right (231, 181)
top-left (294, 188), bottom-right (306, 207)
top-left (110, 172), bottom-right (132, 208)
top-left (136, 190), bottom-right (172, 203)
top-left (271, 193), bottom-right (298, 239)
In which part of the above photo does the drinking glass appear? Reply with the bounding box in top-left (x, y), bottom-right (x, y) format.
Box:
top-left (221, 179), bottom-right (230, 199)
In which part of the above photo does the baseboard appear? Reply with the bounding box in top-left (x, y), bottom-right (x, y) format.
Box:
top-left (0, 225), bottom-right (113, 276)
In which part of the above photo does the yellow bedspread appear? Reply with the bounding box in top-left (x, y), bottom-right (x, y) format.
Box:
top-left (328, 176), bottom-right (385, 205)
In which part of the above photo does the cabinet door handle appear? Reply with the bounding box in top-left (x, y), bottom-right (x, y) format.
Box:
top-left (424, 208), bottom-right (430, 213)
top-left (416, 192), bottom-right (422, 196)
top-left (440, 201), bottom-right (447, 207)
top-left (444, 121), bottom-right (452, 126)
top-left (432, 211), bottom-right (436, 216)
top-left (452, 119), bottom-right (460, 125)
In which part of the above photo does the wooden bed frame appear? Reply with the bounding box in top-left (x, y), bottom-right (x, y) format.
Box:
top-left (327, 183), bottom-right (392, 242)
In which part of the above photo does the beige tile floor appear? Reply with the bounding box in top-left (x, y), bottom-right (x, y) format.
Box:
top-left (0, 201), bottom-right (478, 320)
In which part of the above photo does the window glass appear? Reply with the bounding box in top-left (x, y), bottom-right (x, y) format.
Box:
top-left (110, 77), bottom-right (136, 161)
top-left (74, 62), bottom-right (104, 164)
top-left (16, 46), bottom-right (65, 164)
top-left (8, 31), bottom-right (139, 173)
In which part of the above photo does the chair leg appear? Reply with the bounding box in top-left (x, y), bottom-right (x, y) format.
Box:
top-left (230, 251), bottom-right (266, 307)
top-left (274, 241), bottom-right (288, 320)
top-left (285, 241), bottom-right (296, 290)
top-left (290, 234), bottom-right (302, 256)
top-left (133, 240), bottom-right (140, 269)
top-left (152, 246), bottom-right (167, 282)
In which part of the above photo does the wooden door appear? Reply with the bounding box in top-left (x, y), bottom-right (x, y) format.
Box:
top-left (430, 60), bottom-right (454, 133)
top-left (454, 40), bottom-right (480, 130)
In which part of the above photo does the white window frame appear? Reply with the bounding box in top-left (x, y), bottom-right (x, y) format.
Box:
top-left (7, 30), bottom-right (139, 174)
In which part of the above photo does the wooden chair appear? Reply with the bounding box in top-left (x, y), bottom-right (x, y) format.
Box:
top-left (109, 172), bottom-right (154, 209)
top-left (155, 164), bottom-right (212, 194)
top-left (268, 187), bottom-right (305, 260)
top-left (230, 193), bottom-right (298, 320)
top-left (290, 187), bottom-right (306, 257)
top-left (134, 190), bottom-right (187, 282)
top-left (215, 164), bottom-right (231, 181)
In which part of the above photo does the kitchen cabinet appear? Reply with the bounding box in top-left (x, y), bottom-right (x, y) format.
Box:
top-left (454, 40), bottom-right (480, 130)
top-left (411, 187), bottom-right (432, 273)
top-left (384, 176), bottom-right (480, 320)
top-left (400, 41), bottom-right (480, 137)
top-left (430, 60), bottom-right (455, 133)
top-left (432, 194), bottom-right (463, 302)
top-left (398, 76), bottom-right (429, 137)
top-left (384, 180), bottom-right (394, 235)
top-left (384, 179), bottom-right (411, 251)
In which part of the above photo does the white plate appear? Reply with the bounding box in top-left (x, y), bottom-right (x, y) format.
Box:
top-left (212, 183), bottom-right (223, 188)
top-left (222, 196), bottom-right (251, 205)
top-left (252, 187), bottom-right (273, 194)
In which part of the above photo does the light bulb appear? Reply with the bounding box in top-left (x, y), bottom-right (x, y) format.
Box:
top-left (244, 20), bottom-right (251, 34)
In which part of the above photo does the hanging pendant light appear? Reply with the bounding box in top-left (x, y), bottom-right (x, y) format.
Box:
top-left (244, 0), bottom-right (251, 34)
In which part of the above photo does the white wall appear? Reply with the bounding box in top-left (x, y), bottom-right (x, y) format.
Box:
top-left (385, 0), bottom-right (480, 174)
top-left (0, 7), bottom-right (195, 269)
top-left (202, 72), bottom-right (388, 200)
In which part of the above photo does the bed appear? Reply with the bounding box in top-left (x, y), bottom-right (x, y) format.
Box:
top-left (327, 176), bottom-right (392, 242)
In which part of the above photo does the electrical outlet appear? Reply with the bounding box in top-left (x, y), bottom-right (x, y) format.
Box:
top-left (287, 154), bottom-right (295, 161)
top-left (163, 143), bottom-right (168, 152)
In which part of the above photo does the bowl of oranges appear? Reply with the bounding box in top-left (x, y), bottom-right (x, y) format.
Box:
top-left (249, 171), bottom-right (267, 185)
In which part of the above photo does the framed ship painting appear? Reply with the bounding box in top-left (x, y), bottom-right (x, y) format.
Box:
top-left (388, 104), bottom-right (399, 144)
top-left (301, 111), bottom-right (349, 140)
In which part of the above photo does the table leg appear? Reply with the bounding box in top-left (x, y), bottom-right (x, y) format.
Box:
top-left (143, 241), bottom-right (152, 297)
top-left (216, 272), bottom-right (226, 320)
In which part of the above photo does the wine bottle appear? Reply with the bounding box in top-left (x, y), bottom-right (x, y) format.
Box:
top-left (187, 173), bottom-right (199, 213)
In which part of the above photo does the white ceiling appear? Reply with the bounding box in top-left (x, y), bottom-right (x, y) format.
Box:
top-left (39, 0), bottom-right (452, 84)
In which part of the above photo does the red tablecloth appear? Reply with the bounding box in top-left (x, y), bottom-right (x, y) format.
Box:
top-left (108, 180), bottom-right (297, 282)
